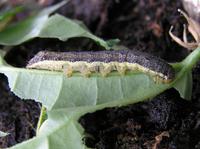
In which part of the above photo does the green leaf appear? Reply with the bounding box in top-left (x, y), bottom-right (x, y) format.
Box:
top-left (0, 1), bottom-right (67, 45)
top-left (0, 6), bottom-right (23, 20)
top-left (0, 67), bottom-right (170, 110)
top-left (171, 47), bottom-right (200, 99)
top-left (0, 51), bottom-right (4, 65)
top-left (9, 108), bottom-right (87, 149)
top-left (11, 103), bottom-right (99, 149)
top-left (174, 71), bottom-right (192, 100)
top-left (1, 47), bottom-right (200, 149)
top-left (0, 6), bottom-right (23, 31)
top-left (0, 2), bottom-right (117, 49)
top-left (0, 131), bottom-right (9, 137)
top-left (38, 14), bottom-right (114, 49)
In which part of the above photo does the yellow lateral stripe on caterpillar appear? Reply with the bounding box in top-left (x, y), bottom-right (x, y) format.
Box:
top-left (27, 60), bottom-right (172, 83)
top-left (27, 50), bottom-right (175, 83)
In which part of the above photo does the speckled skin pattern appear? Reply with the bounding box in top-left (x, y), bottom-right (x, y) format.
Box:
top-left (27, 50), bottom-right (175, 81)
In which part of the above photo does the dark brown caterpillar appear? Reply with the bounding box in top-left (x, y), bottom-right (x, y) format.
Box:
top-left (27, 50), bottom-right (175, 83)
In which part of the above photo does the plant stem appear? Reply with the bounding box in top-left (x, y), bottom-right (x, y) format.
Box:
top-left (36, 106), bottom-right (47, 135)
top-left (173, 47), bottom-right (200, 79)
top-left (182, 47), bottom-right (200, 72)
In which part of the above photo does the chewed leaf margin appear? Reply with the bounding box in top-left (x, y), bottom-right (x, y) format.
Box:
top-left (1, 47), bottom-right (200, 149)
top-left (0, 47), bottom-right (198, 110)
top-left (0, 1), bottom-right (118, 49)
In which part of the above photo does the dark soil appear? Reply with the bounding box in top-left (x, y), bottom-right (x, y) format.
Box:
top-left (79, 89), bottom-right (200, 149)
top-left (0, 75), bottom-right (40, 148)
top-left (0, 0), bottom-right (200, 149)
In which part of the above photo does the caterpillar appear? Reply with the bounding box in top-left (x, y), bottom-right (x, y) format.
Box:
top-left (26, 50), bottom-right (175, 83)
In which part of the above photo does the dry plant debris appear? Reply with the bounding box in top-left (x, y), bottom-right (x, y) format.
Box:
top-left (169, 9), bottom-right (200, 50)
